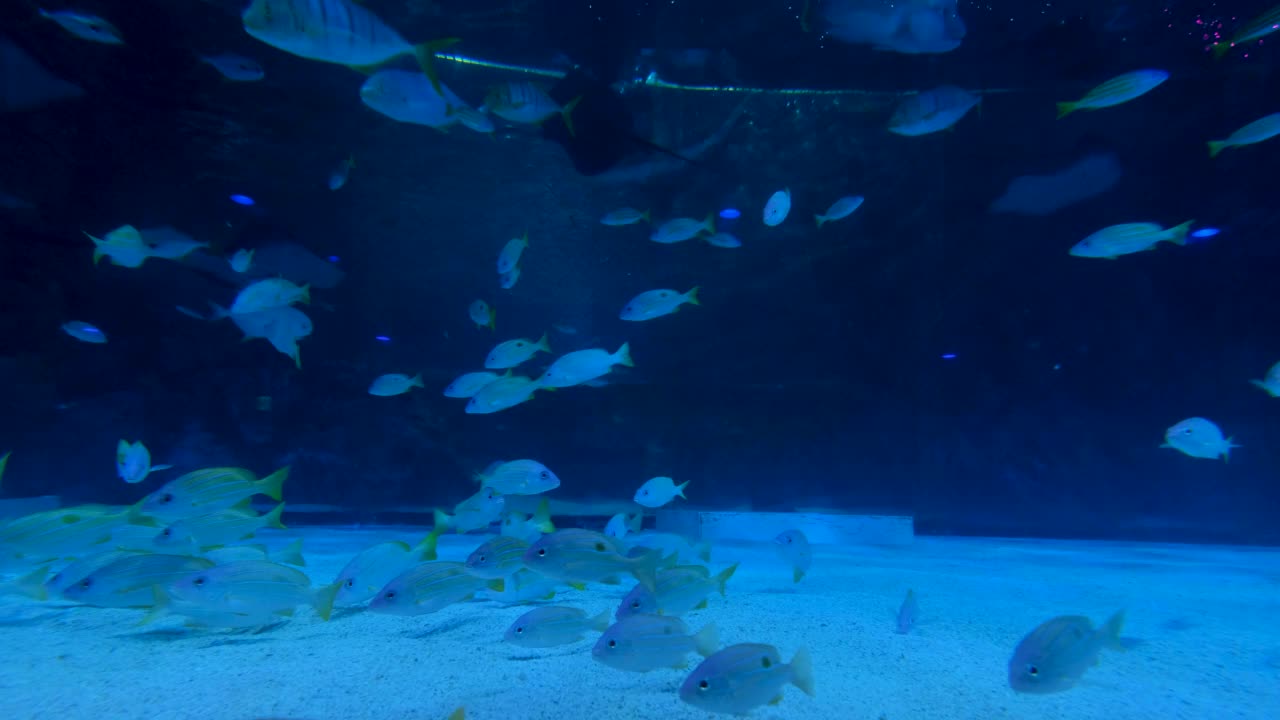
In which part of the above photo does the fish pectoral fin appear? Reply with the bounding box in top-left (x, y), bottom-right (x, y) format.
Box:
top-left (769, 695), bottom-right (784, 706)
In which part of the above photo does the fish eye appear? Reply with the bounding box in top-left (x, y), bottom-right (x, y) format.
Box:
top-left (539, 471), bottom-right (549, 479)
top-left (478, 555), bottom-right (486, 562)
top-left (344, 579), bottom-right (354, 588)
top-left (159, 493), bottom-right (174, 504)
top-left (1182, 428), bottom-right (1193, 435)
top-left (607, 640), bottom-right (617, 648)
top-left (761, 657), bottom-right (772, 668)
top-left (79, 579), bottom-right (92, 588)
top-left (515, 627), bottom-right (523, 634)
top-left (192, 577), bottom-right (206, 587)
top-left (1026, 664), bottom-right (1038, 676)
top-left (630, 600), bottom-right (641, 609)
top-left (594, 542), bottom-right (606, 551)
top-left (698, 680), bottom-right (709, 690)
top-left (384, 590), bottom-right (397, 600)
top-left (537, 549), bottom-right (546, 556)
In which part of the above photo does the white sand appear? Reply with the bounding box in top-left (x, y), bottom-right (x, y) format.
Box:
top-left (1, 528), bottom-right (1277, 720)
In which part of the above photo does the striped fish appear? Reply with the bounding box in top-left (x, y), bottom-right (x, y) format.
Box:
top-left (1213, 3), bottom-right (1280, 58)
top-left (241, 0), bottom-right (454, 91)
top-left (1056, 69), bottom-right (1168, 119)
top-left (484, 81), bottom-right (581, 136)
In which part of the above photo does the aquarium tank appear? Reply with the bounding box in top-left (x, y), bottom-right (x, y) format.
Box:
top-left (0, 0), bottom-right (1278, 718)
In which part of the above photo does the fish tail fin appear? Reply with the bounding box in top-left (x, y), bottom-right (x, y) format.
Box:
top-left (257, 466), bottom-right (289, 501)
top-left (1211, 42), bottom-right (1232, 60)
top-left (312, 581), bottom-right (340, 621)
top-left (433, 508), bottom-right (455, 533)
top-left (588, 608), bottom-right (611, 632)
top-left (412, 38), bottom-right (460, 96)
top-left (793, 564), bottom-right (806, 583)
top-left (293, 346), bottom-right (302, 371)
top-left (139, 586), bottom-right (170, 626)
top-left (486, 578), bottom-right (505, 593)
top-left (10, 566), bottom-right (48, 601)
top-left (625, 512), bottom-right (643, 535)
top-left (275, 538), bottom-right (306, 566)
top-left (447, 708), bottom-right (466, 720)
top-left (1100, 609), bottom-right (1127, 651)
top-left (676, 480), bottom-right (689, 498)
top-left (298, 284), bottom-right (311, 305)
top-left (532, 497), bottom-right (555, 534)
top-left (714, 562), bottom-right (739, 596)
top-left (150, 464), bottom-right (174, 473)
top-left (1207, 140), bottom-right (1227, 158)
top-left (1166, 220), bottom-right (1194, 246)
top-left (641, 209), bottom-right (652, 223)
top-left (693, 621), bottom-right (720, 657)
top-left (1055, 102), bottom-right (1076, 119)
top-left (790, 647), bottom-right (816, 696)
top-left (815, 214), bottom-right (826, 228)
top-left (685, 287), bottom-right (701, 306)
top-left (487, 310), bottom-right (496, 330)
top-left (263, 502), bottom-right (287, 530)
top-left (614, 342), bottom-right (634, 368)
top-left (1223, 437), bottom-right (1240, 463)
top-left (536, 332), bottom-right (551, 353)
top-left (409, 373), bottom-right (424, 388)
top-left (702, 212), bottom-right (716, 234)
top-left (560, 95), bottom-right (582, 137)
top-left (414, 528), bottom-right (441, 561)
top-left (631, 549), bottom-right (662, 592)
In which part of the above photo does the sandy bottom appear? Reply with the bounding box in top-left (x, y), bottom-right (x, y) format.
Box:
top-left (1, 527), bottom-right (1277, 720)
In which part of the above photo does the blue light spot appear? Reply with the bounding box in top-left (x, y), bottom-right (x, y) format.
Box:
top-left (327, 255), bottom-right (340, 263)
top-left (940, 353), bottom-right (957, 360)
top-left (229, 194), bottom-right (255, 206)
top-left (718, 208), bottom-right (741, 220)
top-left (1190, 227), bottom-right (1219, 238)
top-left (83, 326), bottom-right (101, 334)
top-left (375, 335), bottom-right (391, 343)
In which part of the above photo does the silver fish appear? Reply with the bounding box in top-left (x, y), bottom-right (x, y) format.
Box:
top-left (679, 643), bottom-right (816, 714)
top-left (504, 606), bottom-right (610, 648)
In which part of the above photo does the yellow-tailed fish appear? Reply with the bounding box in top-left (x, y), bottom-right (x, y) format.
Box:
top-left (434, 487), bottom-right (505, 534)
top-left (85, 225), bottom-right (151, 268)
top-left (775, 528), bottom-right (811, 583)
top-left (62, 553), bottom-right (215, 608)
top-left (1161, 417), bottom-right (1238, 461)
top-left (139, 466), bottom-right (288, 521)
top-left (505, 606), bottom-right (610, 648)
top-left (116, 439), bottom-right (172, 484)
top-left (153, 502), bottom-right (286, 550)
top-left (465, 375), bottom-right (542, 415)
top-left (497, 232), bottom-right (528, 275)
top-left (499, 498), bottom-right (555, 543)
top-left (537, 343), bottom-right (633, 389)
top-left (229, 277), bottom-right (309, 314)
top-left (45, 549), bottom-right (144, 598)
top-left (679, 643), bottom-right (815, 714)
top-left (601, 208), bottom-right (650, 226)
top-left (478, 568), bottom-right (562, 604)
top-left (203, 539), bottom-right (306, 567)
top-left (443, 370), bottom-right (504, 398)
top-left (1056, 70), bottom-right (1169, 119)
top-left (332, 531), bottom-right (440, 606)
top-left (522, 529), bottom-right (663, 591)
top-left (241, 0), bottom-right (457, 92)
top-left (368, 373), bottom-right (424, 396)
top-left (0, 504), bottom-right (153, 563)
top-left (474, 459), bottom-right (560, 495)
top-left (619, 288), bottom-right (699, 321)
top-left (484, 82), bottom-right (581, 136)
top-left (484, 334), bottom-right (551, 370)
top-left (165, 559), bottom-right (338, 621)
top-left (38, 9), bottom-right (123, 45)
top-left (367, 561), bottom-right (501, 616)
top-left (616, 563), bottom-right (738, 618)
top-left (1212, 4), bottom-right (1280, 58)
top-left (0, 566), bottom-right (50, 600)
top-left (469, 299), bottom-right (496, 330)
top-left (1068, 221), bottom-right (1192, 259)
top-left (650, 214), bottom-right (714, 244)
top-left (633, 476), bottom-right (688, 508)
top-left (1008, 611), bottom-right (1126, 693)
top-left (620, 532), bottom-right (711, 565)
top-left (464, 535), bottom-right (529, 579)
top-left (1207, 112), bottom-right (1280, 158)
top-left (592, 614), bottom-right (719, 671)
